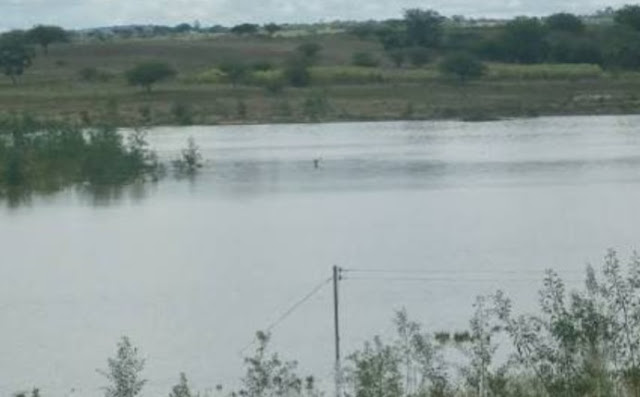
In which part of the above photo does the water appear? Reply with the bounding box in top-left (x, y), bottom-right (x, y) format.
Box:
top-left (2, 115), bottom-right (640, 396)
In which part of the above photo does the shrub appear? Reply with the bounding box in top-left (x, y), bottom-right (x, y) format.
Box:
top-left (251, 60), bottom-right (273, 71)
top-left (296, 42), bottom-right (323, 63)
top-left (302, 91), bottom-right (330, 120)
top-left (438, 52), bottom-right (486, 82)
top-left (284, 56), bottom-right (311, 87)
top-left (171, 102), bottom-right (194, 125)
top-left (125, 61), bottom-right (176, 92)
top-left (352, 51), bottom-right (380, 67)
top-left (545, 13), bottom-right (585, 33)
top-left (406, 47), bottom-right (431, 67)
top-left (218, 62), bottom-right (247, 87)
top-left (173, 137), bottom-right (203, 176)
top-left (386, 49), bottom-right (405, 67)
top-left (98, 337), bottom-right (146, 397)
top-left (79, 67), bottom-right (113, 82)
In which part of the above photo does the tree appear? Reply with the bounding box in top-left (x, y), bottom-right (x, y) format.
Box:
top-left (352, 52), bottom-right (379, 67)
top-left (386, 49), bottom-right (405, 67)
top-left (236, 331), bottom-right (317, 397)
top-left (26, 25), bottom-right (69, 55)
top-left (0, 31), bottom-right (35, 84)
top-left (98, 336), bottom-right (146, 397)
top-left (264, 23), bottom-right (282, 37)
top-left (404, 9), bottom-right (445, 48)
top-left (173, 137), bottom-right (203, 175)
top-left (502, 17), bottom-right (549, 63)
top-left (545, 13), bottom-right (585, 33)
top-left (218, 62), bottom-right (247, 87)
top-left (406, 47), bottom-right (431, 67)
top-left (173, 23), bottom-right (192, 34)
top-left (283, 55), bottom-right (311, 87)
top-left (296, 42), bottom-right (323, 63)
top-left (169, 373), bottom-right (192, 397)
top-left (125, 61), bottom-right (176, 92)
top-left (438, 52), bottom-right (486, 82)
top-left (231, 23), bottom-right (259, 35)
top-left (615, 5), bottom-right (640, 31)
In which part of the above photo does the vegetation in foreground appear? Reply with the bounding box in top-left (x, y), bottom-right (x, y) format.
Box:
top-left (12, 249), bottom-right (640, 397)
top-left (3, 6), bottom-right (640, 125)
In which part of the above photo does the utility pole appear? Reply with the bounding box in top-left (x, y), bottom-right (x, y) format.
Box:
top-left (333, 265), bottom-right (342, 397)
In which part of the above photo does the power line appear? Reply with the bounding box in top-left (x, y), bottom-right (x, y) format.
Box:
top-left (343, 276), bottom-right (585, 283)
top-left (238, 276), bottom-right (332, 355)
top-left (343, 268), bottom-right (586, 276)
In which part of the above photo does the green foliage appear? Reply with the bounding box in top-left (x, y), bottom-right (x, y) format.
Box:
top-left (545, 13), bottom-right (585, 33)
top-left (219, 62), bottom-right (248, 87)
top-left (352, 52), bottom-right (380, 68)
top-left (26, 25), bottom-right (69, 55)
top-left (235, 331), bottom-right (319, 397)
top-left (502, 17), bottom-right (549, 64)
top-left (169, 373), bottom-right (192, 397)
top-left (615, 5), bottom-right (640, 31)
top-left (406, 47), bottom-right (431, 67)
top-left (404, 9), bottom-right (445, 48)
top-left (79, 67), bottom-right (113, 82)
top-left (173, 137), bottom-right (203, 176)
top-left (601, 25), bottom-right (640, 70)
top-left (98, 336), bottom-right (146, 397)
top-left (126, 61), bottom-right (176, 92)
top-left (0, 116), bottom-right (161, 197)
top-left (302, 91), bottom-right (329, 121)
top-left (252, 61), bottom-right (274, 72)
top-left (493, 250), bottom-right (640, 396)
top-left (438, 52), bottom-right (486, 82)
top-left (386, 49), bottom-right (405, 68)
top-left (346, 310), bottom-right (449, 397)
top-left (284, 56), bottom-right (312, 87)
top-left (14, 388), bottom-right (40, 397)
top-left (296, 43), bottom-right (323, 63)
top-left (264, 23), bottom-right (282, 37)
top-left (0, 30), bottom-right (35, 84)
top-left (547, 33), bottom-right (603, 64)
top-left (310, 66), bottom-right (386, 84)
top-left (231, 23), bottom-right (260, 35)
top-left (171, 102), bottom-right (194, 125)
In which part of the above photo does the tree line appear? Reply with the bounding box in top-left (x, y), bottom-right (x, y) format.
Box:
top-left (350, 5), bottom-right (640, 70)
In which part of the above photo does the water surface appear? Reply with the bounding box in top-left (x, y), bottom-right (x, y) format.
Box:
top-left (2, 116), bottom-right (640, 396)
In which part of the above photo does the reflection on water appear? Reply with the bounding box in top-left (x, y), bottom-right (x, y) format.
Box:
top-left (2, 115), bottom-right (640, 397)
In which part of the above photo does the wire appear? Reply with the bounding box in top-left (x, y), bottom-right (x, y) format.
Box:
top-left (342, 275), bottom-right (586, 283)
top-left (238, 276), bottom-right (332, 355)
top-left (343, 268), bottom-right (586, 275)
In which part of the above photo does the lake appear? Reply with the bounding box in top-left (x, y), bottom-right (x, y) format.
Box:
top-left (2, 115), bottom-right (640, 397)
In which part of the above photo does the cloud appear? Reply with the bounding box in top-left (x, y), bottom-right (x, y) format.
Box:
top-left (0, 0), bottom-right (631, 29)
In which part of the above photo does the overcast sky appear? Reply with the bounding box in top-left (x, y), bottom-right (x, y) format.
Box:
top-left (0, 0), bottom-right (633, 30)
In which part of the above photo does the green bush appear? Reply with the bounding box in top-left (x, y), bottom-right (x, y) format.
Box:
top-left (438, 52), bottom-right (486, 82)
top-left (352, 51), bottom-right (380, 67)
top-left (284, 56), bottom-right (312, 87)
top-left (79, 67), bottom-right (113, 82)
top-left (406, 47), bottom-right (431, 67)
top-left (125, 61), bottom-right (176, 92)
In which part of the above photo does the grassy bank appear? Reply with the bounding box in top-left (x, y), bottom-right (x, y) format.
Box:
top-left (3, 34), bottom-right (640, 126)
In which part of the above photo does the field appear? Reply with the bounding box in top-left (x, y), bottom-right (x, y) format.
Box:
top-left (2, 32), bottom-right (640, 126)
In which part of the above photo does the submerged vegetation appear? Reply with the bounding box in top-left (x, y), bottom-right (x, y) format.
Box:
top-left (0, 114), bottom-right (203, 204)
top-left (0, 115), bottom-right (160, 199)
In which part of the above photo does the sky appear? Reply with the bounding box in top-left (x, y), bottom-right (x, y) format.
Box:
top-left (0, 0), bottom-right (633, 30)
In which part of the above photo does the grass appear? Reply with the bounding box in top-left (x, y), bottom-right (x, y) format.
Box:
top-left (3, 33), bottom-right (640, 126)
